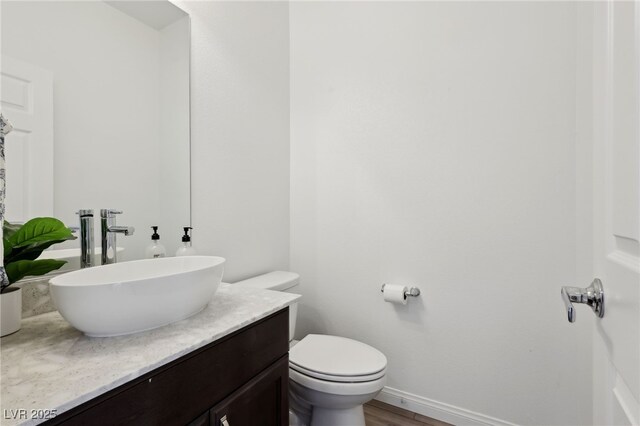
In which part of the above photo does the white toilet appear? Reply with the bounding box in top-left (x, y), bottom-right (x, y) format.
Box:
top-left (232, 271), bottom-right (387, 426)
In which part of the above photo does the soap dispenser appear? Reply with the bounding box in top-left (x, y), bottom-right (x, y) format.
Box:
top-left (175, 227), bottom-right (197, 257)
top-left (145, 226), bottom-right (166, 259)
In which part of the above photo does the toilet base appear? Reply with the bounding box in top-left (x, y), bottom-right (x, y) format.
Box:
top-left (310, 405), bottom-right (365, 426)
top-left (289, 374), bottom-right (383, 426)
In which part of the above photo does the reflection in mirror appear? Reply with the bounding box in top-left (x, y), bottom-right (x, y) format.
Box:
top-left (1, 0), bottom-right (191, 263)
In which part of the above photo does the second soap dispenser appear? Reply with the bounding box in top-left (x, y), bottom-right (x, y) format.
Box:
top-left (146, 226), bottom-right (166, 259)
top-left (175, 227), bottom-right (197, 256)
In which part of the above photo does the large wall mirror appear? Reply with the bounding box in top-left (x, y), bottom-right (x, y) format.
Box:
top-left (1, 0), bottom-right (191, 263)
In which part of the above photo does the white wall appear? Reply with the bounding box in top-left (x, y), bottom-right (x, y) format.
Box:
top-left (1, 1), bottom-right (161, 259)
top-left (174, 1), bottom-right (290, 282)
top-left (290, 2), bottom-right (591, 425)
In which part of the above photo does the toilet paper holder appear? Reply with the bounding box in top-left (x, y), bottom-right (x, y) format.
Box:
top-left (380, 283), bottom-right (421, 297)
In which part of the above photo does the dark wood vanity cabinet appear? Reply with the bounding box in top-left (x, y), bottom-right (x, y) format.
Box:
top-left (45, 308), bottom-right (289, 426)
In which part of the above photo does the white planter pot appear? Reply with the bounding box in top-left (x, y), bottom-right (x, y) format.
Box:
top-left (1, 287), bottom-right (22, 337)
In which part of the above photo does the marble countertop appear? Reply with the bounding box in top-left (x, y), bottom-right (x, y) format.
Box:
top-left (0, 285), bottom-right (300, 426)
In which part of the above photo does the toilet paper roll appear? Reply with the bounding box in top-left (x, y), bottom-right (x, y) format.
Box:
top-left (383, 284), bottom-right (408, 305)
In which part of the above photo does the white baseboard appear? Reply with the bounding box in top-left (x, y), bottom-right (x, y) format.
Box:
top-left (375, 387), bottom-right (518, 426)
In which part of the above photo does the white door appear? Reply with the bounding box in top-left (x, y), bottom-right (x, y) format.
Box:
top-left (0, 55), bottom-right (53, 222)
top-left (591, 1), bottom-right (640, 424)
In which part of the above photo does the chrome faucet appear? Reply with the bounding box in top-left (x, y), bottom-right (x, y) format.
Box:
top-left (100, 209), bottom-right (134, 265)
top-left (76, 209), bottom-right (95, 268)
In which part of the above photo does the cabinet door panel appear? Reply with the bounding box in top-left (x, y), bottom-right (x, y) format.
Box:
top-left (211, 356), bottom-right (289, 426)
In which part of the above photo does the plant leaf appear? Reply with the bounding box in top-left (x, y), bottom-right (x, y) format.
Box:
top-left (5, 239), bottom-right (72, 263)
top-left (2, 221), bottom-right (21, 257)
top-left (3, 237), bottom-right (12, 258)
top-left (8, 217), bottom-right (75, 249)
top-left (3, 218), bottom-right (75, 287)
top-left (6, 259), bottom-right (66, 284)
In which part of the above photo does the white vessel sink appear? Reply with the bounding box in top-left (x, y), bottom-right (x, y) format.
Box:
top-left (49, 256), bottom-right (225, 337)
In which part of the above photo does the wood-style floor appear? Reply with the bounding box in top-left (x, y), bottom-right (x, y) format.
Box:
top-left (364, 400), bottom-right (453, 426)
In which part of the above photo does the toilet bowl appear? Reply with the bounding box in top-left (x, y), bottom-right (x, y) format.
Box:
top-left (232, 272), bottom-right (387, 426)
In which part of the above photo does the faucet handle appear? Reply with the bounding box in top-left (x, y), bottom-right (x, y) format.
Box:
top-left (76, 209), bottom-right (94, 217)
top-left (100, 209), bottom-right (123, 218)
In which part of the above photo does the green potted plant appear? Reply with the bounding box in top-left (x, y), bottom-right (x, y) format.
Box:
top-left (1, 217), bottom-right (76, 336)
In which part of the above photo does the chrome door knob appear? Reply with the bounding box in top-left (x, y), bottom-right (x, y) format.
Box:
top-left (561, 279), bottom-right (605, 323)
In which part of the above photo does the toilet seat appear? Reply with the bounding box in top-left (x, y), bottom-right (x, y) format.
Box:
top-left (289, 367), bottom-right (387, 396)
top-left (289, 362), bottom-right (386, 383)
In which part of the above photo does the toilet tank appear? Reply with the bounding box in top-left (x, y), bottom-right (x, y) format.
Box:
top-left (232, 271), bottom-right (300, 342)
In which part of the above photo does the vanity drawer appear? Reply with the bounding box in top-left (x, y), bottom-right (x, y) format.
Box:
top-left (47, 308), bottom-right (289, 426)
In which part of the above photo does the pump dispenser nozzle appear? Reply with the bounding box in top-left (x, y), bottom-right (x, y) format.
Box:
top-left (151, 226), bottom-right (160, 240)
top-left (182, 226), bottom-right (192, 242)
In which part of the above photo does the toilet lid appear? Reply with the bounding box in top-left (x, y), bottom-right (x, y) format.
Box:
top-left (289, 334), bottom-right (387, 381)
